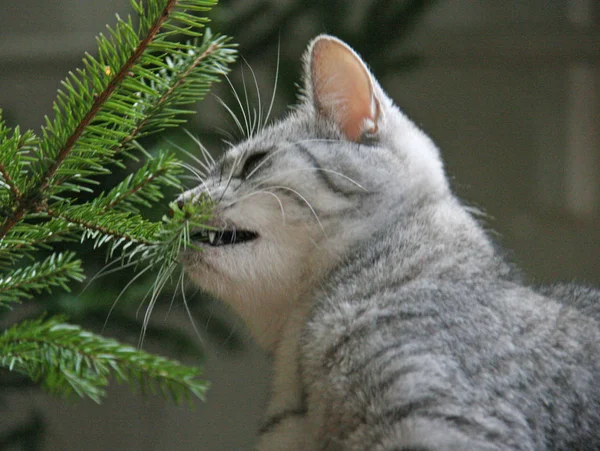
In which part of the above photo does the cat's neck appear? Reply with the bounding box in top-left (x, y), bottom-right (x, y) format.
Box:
top-left (243, 194), bottom-right (508, 352)
top-left (410, 198), bottom-right (513, 281)
top-left (332, 195), bottom-right (511, 295)
top-left (237, 255), bottom-right (337, 351)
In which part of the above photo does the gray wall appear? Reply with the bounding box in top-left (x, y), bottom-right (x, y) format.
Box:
top-left (1, 1), bottom-right (599, 450)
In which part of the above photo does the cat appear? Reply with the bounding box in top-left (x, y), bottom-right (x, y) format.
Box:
top-left (178, 35), bottom-right (600, 450)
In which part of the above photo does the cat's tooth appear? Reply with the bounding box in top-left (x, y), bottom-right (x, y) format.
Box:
top-left (208, 231), bottom-right (216, 245)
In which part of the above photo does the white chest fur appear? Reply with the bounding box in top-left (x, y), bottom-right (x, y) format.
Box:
top-left (256, 301), bottom-right (317, 450)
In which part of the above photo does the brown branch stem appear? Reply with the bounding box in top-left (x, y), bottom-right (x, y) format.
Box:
top-left (45, 209), bottom-right (155, 246)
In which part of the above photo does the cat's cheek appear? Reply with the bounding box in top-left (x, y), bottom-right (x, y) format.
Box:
top-left (180, 248), bottom-right (215, 287)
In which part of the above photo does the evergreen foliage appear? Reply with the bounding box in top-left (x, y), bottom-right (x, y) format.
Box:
top-left (0, 315), bottom-right (208, 403)
top-left (0, 0), bottom-right (235, 404)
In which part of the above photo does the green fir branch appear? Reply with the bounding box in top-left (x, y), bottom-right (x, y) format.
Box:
top-left (0, 114), bottom-right (38, 205)
top-left (36, 0), bottom-right (183, 191)
top-left (38, 0), bottom-right (233, 194)
top-left (139, 197), bottom-right (213, 267)
top-left (112, 32), bottom-right (236, 155)
top-left (0, 253), bottom-right (84, 308)
top-left (0, 0), bottom-right (234, 409)
top-left (0, 316), bottom-right (209, 403)
top-left (45, 204), bottom-right (161, 250)
top-left (0, 220), bottom-right (78, 269)
top-left (0, 0), bottom-right (235, 240)
top-left (95, 151), bottom-right (183, 213)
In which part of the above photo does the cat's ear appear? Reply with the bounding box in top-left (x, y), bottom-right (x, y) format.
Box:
top-left (307, 35), bottom-right (381, 142)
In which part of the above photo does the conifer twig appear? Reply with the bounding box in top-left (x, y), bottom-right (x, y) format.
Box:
top-left (0, 208), bottom-right (25, 240)
top-left (103, 171), bottom-right (166, 212)
top-left (38, 0), bottom-right (179, 194)
top-left (0, 0), bottom-right (181, 241)
top-left (0, 0), bottom-right (233, 407)
top-left (44, 209), bottom-right (156, 247)
top-left (116, 41), bottom-right (221, 151)
top-left (0, 161), bottom-right (21, 200)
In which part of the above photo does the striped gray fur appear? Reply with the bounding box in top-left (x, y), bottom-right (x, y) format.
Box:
top-left (178, 35), bottom-right (600, 450)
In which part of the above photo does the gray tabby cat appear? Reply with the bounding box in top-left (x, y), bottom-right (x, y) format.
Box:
top-left (178, 35), bottom-right (600, 450)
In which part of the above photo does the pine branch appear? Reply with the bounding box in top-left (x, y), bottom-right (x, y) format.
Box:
top-left (0, 0), bottom-right (235, 240)
top-left (0, 316), bottom-right (209, 403)
top-left (0, 252), bottom-right (84, 308)
top-left (112, 33), bottom-right (236, 154)
top-left (0, 116), bottom-right (38, 233)
top-left (143, 197), bottom-right (213, 266)
top-left (0, 161), bottom-right (21, 200)
top-left (95, 151), bottom-right (182, 213)
top-left (0, 208), bottom-right (25, 242)
top-left (44, 205), bottom-right (160, 249)
top-left (0, 112), bottom-right (22, 201)
top-left (0, 0), bottom-right (234, 409)
top-left (0, 220), bottom-right (78, 270)
top-left (37, 0), bottom-right (180, 194)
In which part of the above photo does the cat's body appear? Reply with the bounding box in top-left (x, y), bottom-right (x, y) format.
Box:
top-left (179, 36), bottom-right (600, 450)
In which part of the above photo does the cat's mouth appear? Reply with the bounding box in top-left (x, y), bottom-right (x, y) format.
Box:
top-left (190, 228), bottom-right (258, 247)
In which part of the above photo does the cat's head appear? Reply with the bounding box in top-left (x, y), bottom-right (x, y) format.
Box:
top-left (178, 35), bottom-right (449, 348)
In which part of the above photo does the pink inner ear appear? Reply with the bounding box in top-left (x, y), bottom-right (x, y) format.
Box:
top-left (311, 38), bottom-right (377, 142)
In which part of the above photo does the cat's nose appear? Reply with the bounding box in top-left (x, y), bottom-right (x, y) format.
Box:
top-left (169, 198), bottom-right (186, 217)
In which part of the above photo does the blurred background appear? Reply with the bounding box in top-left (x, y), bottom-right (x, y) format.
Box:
top-left (0, 0), bottom-right (599, 449)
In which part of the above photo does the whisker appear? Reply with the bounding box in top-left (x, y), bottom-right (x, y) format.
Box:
top-left (180, 271), bottom-right (204, 344)
top-left (204, 305), bottom-right (213, 332)
top-left (221, 190), bottom-right (286, 224)
top-left (250, 107), bottom-right (259, 138)
top-left (188, 285), bottom-right (202, 298)
top-left (167, 138), bottom-right (211, 175)
top-left (224, 73), bottom-right (250, 138)
top-left (239, 63), bottom-right (254, 136)
top-left (181, 165), bottom-right (206, 185)
top-left (221, 137), bottom-right (235, 148)
top-left (174, 162), bottom-right (207, 189)
top-left (213, 93), bottom-right (245, 138)
top-left (243, 56), bottom-right (262, 134)
top-left (264, 35), bottom-right (280, 128)
top-left (221, 320), bottom-right (239, 348)
top-left (81, 252), bottom-right (137, 294)
top-left (170, 133), bottom-right (212, 173)
top-left (180, 175), bottom-right (206, 181)
top-left (102, 264), bottom-right (152, 333)
top-left (174, 162), bottom-right (212, 199)
top-left (267, 185), bottom-right (326, 236)
top-left (139, 261), bottom-right (177, 347)
top-left (164, 271), bottom-right (181, 321)
top-left (218, 148), bottom-right (246, 204)
top-left (182, 128), bottom-right (216, 166)
top-left (215, 127), bottom-right (236, 146)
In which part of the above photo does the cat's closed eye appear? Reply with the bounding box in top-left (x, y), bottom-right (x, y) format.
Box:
top-left (241, 151), bottom-right (268, 180)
